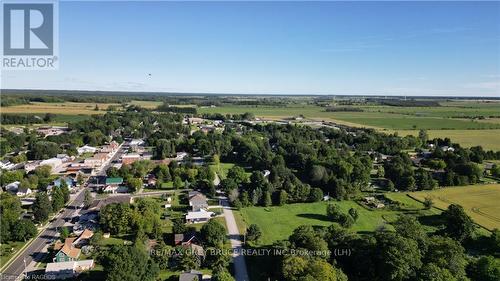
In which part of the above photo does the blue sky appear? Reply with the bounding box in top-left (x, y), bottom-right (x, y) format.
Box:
top-left (2, 1), bottom-right (500, 96)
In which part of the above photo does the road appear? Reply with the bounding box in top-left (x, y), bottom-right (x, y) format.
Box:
top-left (222, 198), bottom-right (249, 281)
top-left (0, 142), bottom-right (127, 280)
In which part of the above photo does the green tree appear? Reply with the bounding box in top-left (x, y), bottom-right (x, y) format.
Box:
top-left (424, 197), bottom-right (434, 210)
top-left (201, 220), bottom-right (226, 247)
top-left (173, 176), bottom-right (183, 189)
top-left (102, 245), bottom-right (159, 281)
top-left (83, 189), bottom-right (92, 208)
top-left (263, 191), bottom-right (272, 207)
top-left (443, 204), bottom-right (475, 242)
top-left (12, 220), bottom-right (37, 242)
top-left (467, 256), bottom-right (500, 281)
top-left (33, 192), bottom-right (52, 223)
top-left (348, 208), bottom-right (359, 221)
top-left (127, 178), bottom-right (142, 193)
top-left (417, 263), bottom-right (457, 281)
top-left (211, 267), bottom-right (235, 281)
top-left (246, 224), bottom-right (262, 242)
top-left (375, 232), bottom-right (422, 281)
top-left (51, 187), bottom-right (65, 212)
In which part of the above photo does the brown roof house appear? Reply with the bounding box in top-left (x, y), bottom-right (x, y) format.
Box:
top-left (53, 238), bottom-right (81, 262)
top-left (188, 192), bottom-right (208, 211)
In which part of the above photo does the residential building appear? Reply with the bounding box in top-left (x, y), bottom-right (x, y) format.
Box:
top-left (16, 187), bottom-right (32, 197)
top-left (186, 209), bottom-right (214, 224)
top-left (122, 153), bottom-right (141, 165)
top-left (40, 158), bottom-right (63, 172)
top-left (45, 260), bottom-right (94, 279)
top-left (179, 270), bottom-right (203, 281)
top-left (77, 145), bottom-right (97, 155)
top-left (188, 192), bottom-right (208, 211)
top-left (53, 238), bottom-right (81, 262)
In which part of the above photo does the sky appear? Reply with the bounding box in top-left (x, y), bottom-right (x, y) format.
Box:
top-left (2, 1), bottom-right (500, 96)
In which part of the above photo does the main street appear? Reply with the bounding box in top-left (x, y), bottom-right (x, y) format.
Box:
top-left (0, 142), bottom-right (127, 280)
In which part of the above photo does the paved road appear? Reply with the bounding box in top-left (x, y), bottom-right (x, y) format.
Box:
top-left (222, 199), bottom-right (249, 281)
top-left (1, 142), bottom-right (127, 280)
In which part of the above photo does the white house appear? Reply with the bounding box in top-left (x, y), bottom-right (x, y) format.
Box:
top-left (77, 145), bottom-right (97, 155)
top-left (40, 158), bottom-right (63, 172)
top-left (45, 260), bottom-right (94, 279)
top-left (186, 209), bottom-right (214, 224)
top-left (16, 187), bottom-right (32, 197)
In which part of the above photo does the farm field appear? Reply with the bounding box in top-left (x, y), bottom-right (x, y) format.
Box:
top-left (390, 129), bottom-right (500, 151)
top-left (237, 201), bottom-right (395, 245)
top-left (408, 184), bottom-right (500, 231)
top-left (0, 102), bottom-right (119, 115)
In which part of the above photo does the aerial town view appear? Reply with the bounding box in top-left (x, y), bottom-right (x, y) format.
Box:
top-left (0, 1), bottom-right (499, 281)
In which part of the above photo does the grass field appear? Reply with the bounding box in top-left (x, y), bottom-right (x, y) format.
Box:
top-left (408, 184), bottom-right (500, 231)
top-left (237, 201), bottom-right (395, 245)
top-left (389, 129), bottom-right (500, 151)
top-left (0, 102), bottom-right (121, 115)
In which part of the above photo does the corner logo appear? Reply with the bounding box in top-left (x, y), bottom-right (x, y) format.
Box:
top-left (2, 1), bottom-right (58, 70)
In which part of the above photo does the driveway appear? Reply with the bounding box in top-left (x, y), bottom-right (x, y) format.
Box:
top-left (222, 198), bottom-right (249, 281)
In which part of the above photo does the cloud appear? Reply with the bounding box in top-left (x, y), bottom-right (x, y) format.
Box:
top-left (462, 81), bottom-right (500, 90)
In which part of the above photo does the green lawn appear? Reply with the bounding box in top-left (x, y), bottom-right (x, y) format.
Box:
top-left (238, 201), bottom-right (394, 245)
top-left (210, 162), bottom-right (235, 180)
top-left (0, 241), bottom-right (25, 269)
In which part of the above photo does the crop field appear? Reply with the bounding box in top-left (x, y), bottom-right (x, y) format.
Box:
top-left (391, 129), bottom-right (500, 151)
top-left (237, 201), bottom-right (396, 245)
top-left (0, 102), bottom-right (119, 115)
top-left (408, 184), bottom-right (500, 231)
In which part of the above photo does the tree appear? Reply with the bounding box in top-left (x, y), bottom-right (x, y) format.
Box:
top-left (59, 226), bottom-right (70, 240)
top-left (33, 192), bottom-right (52, 223)
top-left (83, 189), bottom-right (92, 208)
top-left (282, 255), bottom-right (347, 281)
top-left (262, 191), bottom-right (272, 207)
top-left (51, 187), bottom-right (65, 212)
top-left (12, 220), bottom-right (37, 242)
top-left (442, 204), bottom-right (475, 242)
top-left (425, 236), bottom-right (468, 280)
top-left (277, 190), bottom-right (288, 206)
top-left (127, 178), bottom-right (142, 193)
top-left (375, 232), bottom-right (422, 281)
top-left (327, 204), bottom-right (343, 221)
top-left (418, 129), bottom-right (428, 145)
top-left (172, 218), bottom-right (187, 234)
top-left (246, 224), bottom-right (262, 242)
top-left (100, 203), bottom-right (133, 234)
top-left (467, 255), bottom-right (500, 281)
top-left (348, 208), bottom-right (359, 221)
top-left (417, 263), bottom-right (456, 281)
top-left (201, 220), bottom-right (227, 247)
top-left (173, 176), bottom-right (183, 189)
top-left (211, 267), bottom-right (235, 281)
top-left (423, 197), bottom-right (434, 210)
top-left (227, 166), bottom-right (247, 185)
top-left (27, 141), bottom-right (60, 160)
top-left (393, 215), bottom-right (427, 251)
top-left (102, 245), bottom-right (159, 281)
top-left (309, 187), bottom-right (323, 202)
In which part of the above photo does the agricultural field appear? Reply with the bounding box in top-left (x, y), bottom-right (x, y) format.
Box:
top-left (407, 184), bottom-right (500, 231)
top-left (390, 129), bottom-right (500, 151)
top-left (0, 102), bottom-right (119, 115)
top-left (237, 201), bottom-right (397, 245)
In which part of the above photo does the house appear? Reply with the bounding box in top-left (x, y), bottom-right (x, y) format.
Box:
top-left (188, 192), bottom-right (208, 211)
top-left (4, 181), bottom-right (20, 193)
top-left (40, 158), bottom-right (63, 172)
top-left (182, 243), bottom-right (205, 258)
top-left (53, 177), bottom-right (75, 188)
top-left (53, 238), bottom-right (81, 262)
top-left (129, 139), bottom-right (145, 151)
top-left (37, 126), bottom-right (68, 137)
top-left (0, 160), bottom-right (16, 171)
top-left (147, 175), bottom-right (157, 187)
top-left (16, 187), bottom-right (32, 197)
top-left (87, 196), bottom-right (133, 212)
top-left (122, 153), bottom-right (141, 165)
top-left (187, 117), bottom-right (204, 125)
top-left (74, 229), bottom-right (94, 246)
top-left (77, 145), bottom-right (97, 155)
top-left (93, 152), bottom-right (110, 162)
top-left (100, 141), bottom-right (119, 153)
top-left (24, 161), bottom-right (42, 173)
top-left (83, 157), bottom-right (104, 168)
top-left (45, 259), bottom-right (94, 279)
top-left (179, 270), bottom-right (203, 281)
top-left (186, 209), bottom-right (214, 224)
top-left (105, 177), bottom-right (123, 186)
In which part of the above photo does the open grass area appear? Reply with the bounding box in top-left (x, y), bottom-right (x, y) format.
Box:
top-left (0, 241), bottom-right (25, 269)
top-left (408, 184), bottom-right (500, 231)
top-left (1, 102), bottom-right (120, 115)
top-left (237, 201), bottom-right (395, 245)
top-left (388, 129), bottom-right (500, 151)
top-left (128, 100), bottom-right (163, 109)
top-left (209, 162), bottom-right (235, 180)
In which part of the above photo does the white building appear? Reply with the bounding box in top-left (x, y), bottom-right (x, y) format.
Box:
top-left (45, 260), bottom-right (94, 279)
top-left (186, 209), bottom-right (214, 224)
top-left (77, 145), bottom-right (97, 155)
top-left (4, 181), bottom-right (20, 193)
top-left (40, 158), bottom-right (63, 172)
